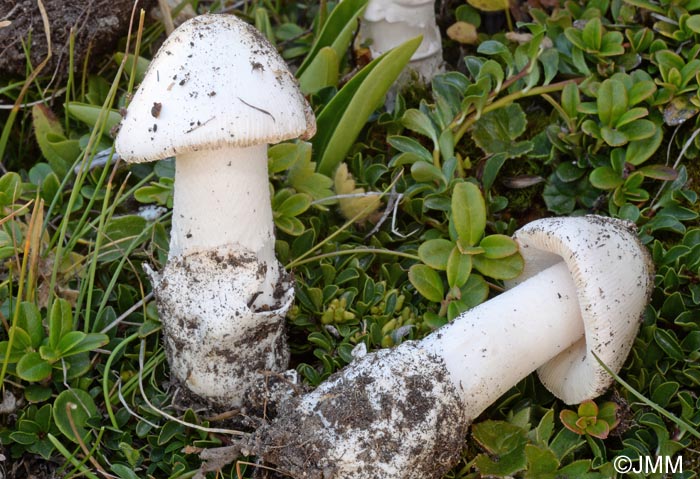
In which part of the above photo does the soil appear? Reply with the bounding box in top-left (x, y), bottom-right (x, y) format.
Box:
top-left (148, 247), bottom-right (295, 415)
top-left (248, 342), bottom-right (469, 479)
top-left (0, 0), bottom-right (156, 80)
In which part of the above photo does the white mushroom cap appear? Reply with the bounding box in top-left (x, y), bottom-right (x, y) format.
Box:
top-left (505, 215), bottom-right (654, 404)
top-left (115, 13), bottom-right (315, 163)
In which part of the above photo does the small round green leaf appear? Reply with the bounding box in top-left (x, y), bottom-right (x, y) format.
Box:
top-left (590, 166), bottom-right (624, 190)
top-left (411, 162), bottom-right (446, 184)
top-left (418, 239), bottom-right (454, 270)
top-left (473, 253), bottom-right (524, 280)
top-left (53, 389), bottom-right (98, 443)
top-left (408, 264), bottom-right (445, 303)
top-left (479, 234), bottom-right (519, 259)
top-left (16, 352), bottom-right (52, 382)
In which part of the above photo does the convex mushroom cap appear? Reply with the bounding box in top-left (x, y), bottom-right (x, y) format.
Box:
top-left (115, 13), bottom-right (315, 162)
top-left (505, 215), bottom-right (654, 404)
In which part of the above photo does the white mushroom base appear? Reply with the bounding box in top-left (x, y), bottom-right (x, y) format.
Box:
top-left (250, 342), bottom-right (468, 479)
top-left (147, 245), bottom-right (294, 409)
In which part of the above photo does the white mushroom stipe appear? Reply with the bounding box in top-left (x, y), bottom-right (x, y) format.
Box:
top-left (115, 14), bottom-right (315, 408)
top-left (244, 216), bottom-right (653, 479)
top-left (170, 145), bottom-right (279, 304)
top-left (421, 261), bottom-right (585, 419)
top-left (360, 0), bottom-right (443, 85)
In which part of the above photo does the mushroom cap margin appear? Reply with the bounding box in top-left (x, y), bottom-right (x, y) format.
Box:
top-left (506, 215), bottom-right (654, 404)
top-left (115, 13), bottom-right (316, 163)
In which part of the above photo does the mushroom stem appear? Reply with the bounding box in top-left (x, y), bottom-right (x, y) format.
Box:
top-left (241, 216), bottom-right (652, 478)
top-left (422, 261), bottom-right (584, 418)
top-left (170, 145), bottom-right (279, 305)
top-left (361, 0), bottom-right (443, 85)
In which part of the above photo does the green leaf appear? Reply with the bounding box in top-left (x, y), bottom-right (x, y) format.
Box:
top-left (17, 302), bottom-right (44, 349)
top-left (32, 105), bottom-right (78, 178)
top-left (65, 102), bottom-right (121, 132)
top-left (111, 464), bottom-right (140, 479)
top-left (133, 179), bottom-right (173, 207)
top-left (628, 80), bottom-right (656, 106)
top-left (472, 420), bottom-right (528, 475)
top-left (298, 47), bottom-right (339, 94)
top-left (524, 444), bottom-right (560, 475)
top-left (600, 126), bottom-right (628, 146)
top-left (578, 400), bottom-right (598, 417)
top-left (38, 345), bottom-right (61, 362)
top-left (276, 193), bottom-right (312, 218)
top-left (481, 152), bottom-right (509, 192)
top-left (16, 352), bottom-right (52, 382)
top-left (599, 31), bottom-right (625, 56)
top-left (479, 234), bottom-right (518, 259)
top-left (586, 420), bottom-right (610, 439)
top-left (614, 107), bottom-right (648, 128)
top-left (458, 274), bottom-right (489, 309)
top-left (582, 17), bottom-right (603, 52)
top-left (283, 142), bottom-right (334, 202)
top-left (9, 327), bottom-right (33, 353)
top-left (618, 119), bottom-right (656, 141)
top-left (296, 0), bottom-right (367, 77)
top-left (158, 420), bottom-right (185, 445)
top-left (62, 333), bottom-right (109, 357)
top-left (56, 331), bottom-right (86, 355)
top-left (314, 36), bottom-right (421, 176)
top-left (560, 409), bottom-right (585, 434)
top-left (561, 82), bottom-right (581, 121)
top-left (651, 382), bottom-right (679, 408)
top-left (471, 103), bottom-right (532, 158)
top-left (654, 328), bottom-right (684, 361)
top-left (275, 215), bottom-right (305, 236)
top-left (590, 166), bottom-right (624, 190)
top-left (596, 402), bottom-right (618, 429)
top-left (53, 389), bottom-right (98, 443)
top-left (446, 247), bottom-right (472, 288)
top-left (473, 252), bottom-right (524, 280)
top-left (638, 164), bottom-right (677, 181)
top-left (418, 239), bottom-right (454, 270)
top-left (452, 182), bottom-right (486, 247)
top-left (402, 109), bottom-right (439, 147)
top-left (533, 409), bottom-right (555, 446)
top-left (10, 431), bottom-right (39, 445)
top-left (113, 53), bottom-right (150, 84)
top-left (625, 126), bottom-right (662, 165)
top-left (408, 264), bottom-right (444, 302)
top-left (597, 79), bottom-right (627, 126)
top-left (410, 162), bottom-right (446, 184)
top-left (387, 136), bottom-right (433, 164)
top-left (99, 215), bottom-right (149, 263)
top-left (49, 299), bottom-right (73, 350)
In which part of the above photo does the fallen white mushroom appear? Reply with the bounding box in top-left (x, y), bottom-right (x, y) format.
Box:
top-left (224, 215), bottom-right (653, 479)
top-left (359, 0), bottom-right (443, 86)
top-left (115, 14), bottom-right (315, 408)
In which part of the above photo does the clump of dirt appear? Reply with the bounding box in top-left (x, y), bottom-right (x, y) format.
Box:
top-left (247, 342), bottom-right (469, 479)
top-left (0, 0), bottom-right (156, 80)
top-left (147, 246), bottom-right (295, 415)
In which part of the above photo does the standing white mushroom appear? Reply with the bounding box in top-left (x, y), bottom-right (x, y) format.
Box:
top-left (115, 14), bottom-right (315, 408)
top-left (231, 216), bottom-right (653, 479)
top-left (359, 0), bottom-right (443, 85)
